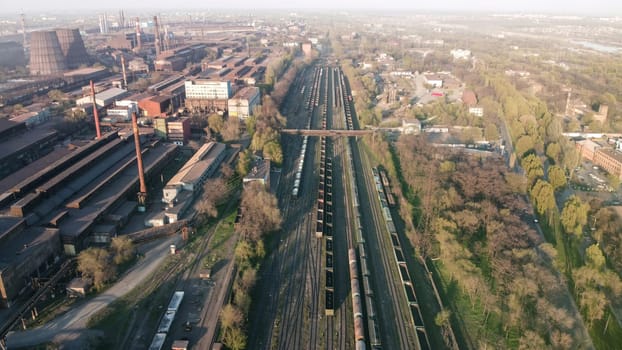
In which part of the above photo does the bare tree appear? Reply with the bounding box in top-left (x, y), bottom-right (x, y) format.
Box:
top-left (238, 182), bottom-right (282, 241)
top-left (220, 303), bottom-right (244, 330)
top-left (197, 178), bottom-right (230, 220)
top-left (222, 116), bottom-right (241, 142)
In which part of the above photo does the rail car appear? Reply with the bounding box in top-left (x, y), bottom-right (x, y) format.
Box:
top-left (325, 289), bottom-right (334, 316)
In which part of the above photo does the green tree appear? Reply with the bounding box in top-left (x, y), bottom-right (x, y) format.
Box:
top-left (237, 150), bottom-right (252, 177)
top-left (531, 179), bottom-right (555, 215)
top-left (263, 141), bottom-right (283, 166)
top-left (521, 154), bottom-right (544, 184)
top-left (548, 165), bottom-right (567, 191)
top-left (585, 244), bottom-right (606, 270)
top-left (515, 135), bottom-right (535, 157)
top-left (560, 195), bottom-right (589, 236)
top-left (48, 89), bottom-right (66, 101)
top-left (208, 113), bottom-right (224, 133)
top-left (77, 247), bottom-right (115, 290)
top-left (439, 160), bottom-right (456, 173)
top-left (223, 326), bottom-right (247, 350)
top-left (245, 116), bottom-right (256, 137)
top-left (234, 240), bottom-right (255, 269)
top-left (484, 123), bottom-right (499, 141)
top-left (110, 236), bottom-right (134, 265)
top-left (546, 142), bottom-right (561, 163)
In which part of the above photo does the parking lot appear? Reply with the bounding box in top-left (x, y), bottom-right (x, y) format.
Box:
top-left (571, 160), bottom-right (616, 193)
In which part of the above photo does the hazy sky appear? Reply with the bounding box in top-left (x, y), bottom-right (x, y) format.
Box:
top-left (4, 0), bottom-right (622, 15)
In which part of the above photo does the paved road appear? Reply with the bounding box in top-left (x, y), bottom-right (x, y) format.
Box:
top-left (6, 235), bottom-right (180, 349)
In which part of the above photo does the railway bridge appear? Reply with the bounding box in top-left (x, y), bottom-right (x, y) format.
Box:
top-left (280, 129), bottom-right (375, 136)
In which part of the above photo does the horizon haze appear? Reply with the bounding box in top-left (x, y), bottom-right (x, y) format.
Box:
top-left (2, 0), bottom-right (622, 16)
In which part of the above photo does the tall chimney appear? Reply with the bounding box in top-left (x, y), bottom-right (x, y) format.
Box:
top-left (90, 80), bottom-right (102, 139)
top-left (135, 18), bottom-right (141, 49)
top-left (121, 55), bottom-right (127, 88)
top-left (131, 112), bottom-right (148, 211)
top-left (154, 16), bottom-right (161, 56)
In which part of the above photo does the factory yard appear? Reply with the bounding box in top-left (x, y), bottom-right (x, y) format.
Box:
top-left (5, 235), bottom-right (179, 349)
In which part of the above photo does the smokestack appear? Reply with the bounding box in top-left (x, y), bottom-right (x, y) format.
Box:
top-left (164, 26), bottom-right (170, 51)
top-left (135, 18), bottom-right (141, 49)
top-left (154, 16), bottom-right (161, 56)
top-left (121, 55), bottom-right (127, 88)
top-left (131, 112), bottom-right (148, 211)
top-left (90, 80), bottom-right (102, 139)
top-left (20, 13), bottom-right (26, 53)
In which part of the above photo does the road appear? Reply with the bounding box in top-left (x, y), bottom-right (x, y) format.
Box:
top-left (6, 235), bottom-right (180, 349)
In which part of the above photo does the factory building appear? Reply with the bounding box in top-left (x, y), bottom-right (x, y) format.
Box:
top-left (0, 131), bottom-right (177, 254)
top-left (108, 32), bottom-right (139, 50)
top-left (184, 79), bottom-right (232, 112)
top-left (128, 58), bottom-right (150, 73)
top-left (139, 95), bottom-right (174, 117)
top-left (185, 80), bottom-right (231, 100)
top-left (155, 57), bottom-right (186, 72)
top-left (243, 159), bottom-right (270, 189)
top-left (10, 104), bottom-right (51, 127)
top-left (228, 86), bottom-right (260, 119)
top-left (0, 42), bottom-right (26, 68)
top-left (153, 117), bottom-right (191, 144)
top-left (162, 142), bottom-right (226, 205)
top-left (0, 119), bottom-right (58, 180)
top-left (76, 87), bottom-right (128, 108)
top-left (0, 220), bottom-right (61, 308)
top-left (104, 101), bottom-right (139, 123)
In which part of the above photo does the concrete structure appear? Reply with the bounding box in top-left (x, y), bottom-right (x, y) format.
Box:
top-left (0, 42), bottom-right (26, 68)
top-left (185, 79), bottom-right (232, 112)
top-left (401, 119), bottom-right (422, 135)
top-left (139, 95), bottom-right (173, 117)
top-left (167, 118), bottom-right (191, 144)
top-left (76, 88), bottom-right (128, 108)
top-left (243, 159), bottom-right (270, 188)
top-left (108, 32), bottom-right (138, 50)
top-left (163, 142), bottom-right (226, 204)
top-left (128, 58), bottom-right (149, 73)
top-left (593, 148), bottom-right (622, 179)
top-left (105, 102), bottom-right (138, 123)
top-left (155, 57), bottom-right (186, 72)
top-left (451, 49), bottom-right (472, 60)
top-left (576, 139), bottom-right (601, 161)
top-left (594, 104), bottom-right (609, 123)
top-left (66, 277), bottom-right (92, 297)
top-left (29, 30), bottom-right (66, 75)
top-left (0, 222), bottom-right (61, 308)
top-left (302, 42), bottom-right (313, 57)
top-left (462, 90), bottom-right (478, 106)
top-left (468, 107), bottom-right (484, 117)
top-left (55, 28), bottom-right (89, 69)
top-left (423, 74), bottom-right (443, 88)
top-left (0, 120), bottom-right (58, 180)
top-left (228, 86), bottom-right (260, 119)
top-left (185, 79), bottom-right (231, 100)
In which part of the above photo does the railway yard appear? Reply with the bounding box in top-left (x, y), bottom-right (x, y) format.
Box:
top-left (247, 62), bottom-right (434, 350)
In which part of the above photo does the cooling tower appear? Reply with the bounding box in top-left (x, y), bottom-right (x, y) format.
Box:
top-left (55, 28), bottom-right (90, 69)
top-left (29, 30), bottom-right (66, 75)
